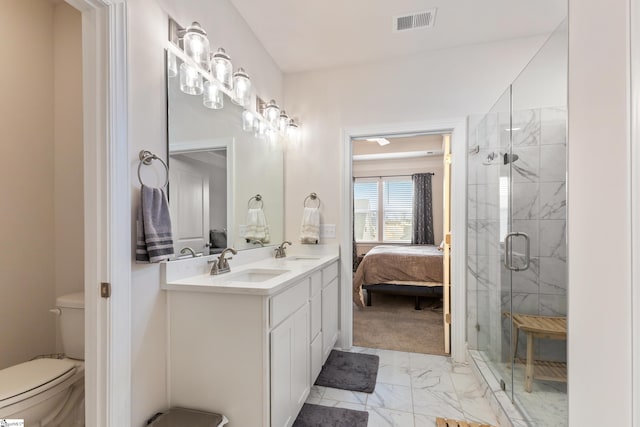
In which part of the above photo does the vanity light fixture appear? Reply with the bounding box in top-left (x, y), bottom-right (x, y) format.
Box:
top-left (167, 51), bottom-right (178, 78)
top-left (168, 17), bottom-right (303, 145)
top-left (211, 48), bottom-right (233, 90)
top-left (183, 22), bottom-right (210, 69)
top-left (242, 110), bottom-right (255, 132)
top-left (287, 119), bottom-right (300, 145)
top-left (232, 68), bottom-right (252, 106)
top-left (264, 99), bottom-right (280, 127)
top-left (179, 62), bottom-right (203, 95)
top-left (278, 110), bottom-right (290, 134)
top-left (203, 80), bottom-right (224, 109)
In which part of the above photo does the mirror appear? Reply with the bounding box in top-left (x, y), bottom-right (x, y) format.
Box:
top-left (166, 51), bottom-right (284, 256)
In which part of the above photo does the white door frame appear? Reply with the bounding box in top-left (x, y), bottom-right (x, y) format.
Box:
top-left (65, 0), bottom-right (130, 425)
top-left (340, 118), bottom-right (467, 362)
top-left (631, 1), bottom-right (640, 424)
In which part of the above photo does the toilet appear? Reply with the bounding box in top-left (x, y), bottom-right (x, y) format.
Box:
top-left (0, 292), bottom-right (85, 426)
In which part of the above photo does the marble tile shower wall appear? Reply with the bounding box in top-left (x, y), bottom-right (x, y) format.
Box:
top-left (467, 107), bottom-right (567, 364)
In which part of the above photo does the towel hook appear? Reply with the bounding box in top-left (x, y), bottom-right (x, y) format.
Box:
top-left (248, 194), bottom-right (264, 209)
top-left (138, 150), bottom-right (169, 188)
top-left (303, 192), bottom-right (320, 208)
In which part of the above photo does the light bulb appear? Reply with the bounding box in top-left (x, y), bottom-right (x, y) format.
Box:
top-left (233, 68), bottom-right (251, 106)
top-left (211, 48), bottom-right (233, 89)
top-left (242, 110), bottom-right (255, 132)
top-left (263, 99), bottom-right (280, 127)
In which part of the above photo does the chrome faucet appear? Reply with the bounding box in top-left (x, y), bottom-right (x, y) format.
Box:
top-left (180, 247), bottom-right (197, 258)
top-left (248, 239), bottom-right (264, 247)
top-left (209, 247), bottom-right (238, 275)
top-left (274, 241), bottom-right (292, 259)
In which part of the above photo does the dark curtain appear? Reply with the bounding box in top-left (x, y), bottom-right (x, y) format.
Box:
top-left (352, 177), bottom-right (359, 271)
top-left (412, 173), bottom-right (435, 245)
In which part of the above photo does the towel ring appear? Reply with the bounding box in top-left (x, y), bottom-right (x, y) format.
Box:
top-left (304, 192), bottom-right (320, 208)
top-left (138, 150), bottom-right (169, 188)
top-left (248, 194), bottom-right (263, 209)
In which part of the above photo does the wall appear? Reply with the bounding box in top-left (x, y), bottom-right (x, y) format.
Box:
top-left (0, 0), bottom-right (56, 370)
top-left (568, 0), bottom-right (632, 425)
top-left (282, 35), bottom-right (549, 246)
top-left (127, 0), bottom-right (283, 424)
top-left (53, 2), bottom-right (84, 300)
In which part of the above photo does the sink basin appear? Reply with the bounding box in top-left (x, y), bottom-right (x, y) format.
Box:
top-left (224, 268), bottom-right (290, 283)
top-left (284, 256), bottom-right (322, 261)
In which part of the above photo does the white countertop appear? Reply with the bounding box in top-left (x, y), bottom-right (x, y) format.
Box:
top-left (161, 244), bottom-right (340, 296)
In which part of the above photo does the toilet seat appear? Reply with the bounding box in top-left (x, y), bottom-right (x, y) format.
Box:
top-left (0, 359), bottom-right (76, 408)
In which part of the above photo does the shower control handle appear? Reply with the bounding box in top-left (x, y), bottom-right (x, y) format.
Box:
top-left (504, 232), bottom-right (530, 272)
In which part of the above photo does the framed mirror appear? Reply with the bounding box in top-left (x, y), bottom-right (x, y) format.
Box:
top-left (166, 51), bottom-right (284, 256)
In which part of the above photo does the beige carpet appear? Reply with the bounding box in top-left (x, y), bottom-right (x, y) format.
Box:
top-left (353, 292), bottom-right (446, 355)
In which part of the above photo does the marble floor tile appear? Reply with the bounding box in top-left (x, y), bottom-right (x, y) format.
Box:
top-left (367, 383), bottom-right (414, 412)
top-left (377, 364), bottom-right (412, 386)
top-left (367, 407), bottom-right (416, 427)
top-left (411, 388), bottom-right (464, 419)
top-left (321, 386), bottom-right (368, 405)
top-left (304, 347), bottom-right (501, 427)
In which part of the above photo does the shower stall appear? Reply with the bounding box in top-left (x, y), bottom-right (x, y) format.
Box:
top-left (466, 21), bottom-right (567, 426)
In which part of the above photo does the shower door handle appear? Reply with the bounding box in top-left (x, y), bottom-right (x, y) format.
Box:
top-left (504, 232), bottom-right (530, 271)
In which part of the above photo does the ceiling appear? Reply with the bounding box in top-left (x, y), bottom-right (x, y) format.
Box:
top-left (229, 0), bottom-right (566, 74)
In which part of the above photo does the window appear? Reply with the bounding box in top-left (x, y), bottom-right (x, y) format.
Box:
top-left (354, 177), bottom-right (414, 243)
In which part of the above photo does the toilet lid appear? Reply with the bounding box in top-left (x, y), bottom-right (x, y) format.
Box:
top-left (0, 359), bottom-right (76, 403)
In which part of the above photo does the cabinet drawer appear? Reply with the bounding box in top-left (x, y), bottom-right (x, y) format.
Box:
top-left (270, 278), bottom-right (309, 328)
top-left (322, 262), bottom-right (338, 287)
top-left (309, 271), bottom-right (322, 297)
top-left (310, 291), bottom-right (321, 339)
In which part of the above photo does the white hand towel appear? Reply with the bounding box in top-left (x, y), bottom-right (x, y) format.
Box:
top-left (300, 207), bottom-right (320, 244)
top-left (136, 184), bottom-right (175, 263)
top-left (244, 208), bottom-right (270, 243)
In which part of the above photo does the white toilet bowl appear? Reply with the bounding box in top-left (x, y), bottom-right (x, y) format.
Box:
top-left (0, 292), bottom-right (85, 426)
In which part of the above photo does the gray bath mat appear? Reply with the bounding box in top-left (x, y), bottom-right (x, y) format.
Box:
top-left (314, 350), bottom-right (379, 393)
top-left (293, 403), bottom-right (368, 427)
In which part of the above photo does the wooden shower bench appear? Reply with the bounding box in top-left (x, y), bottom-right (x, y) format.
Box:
top-left (507, 313), bottom-right (567, 392)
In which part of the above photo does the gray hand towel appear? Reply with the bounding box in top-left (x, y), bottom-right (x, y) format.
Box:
top-left (136, 184), bottom-right (174, 263)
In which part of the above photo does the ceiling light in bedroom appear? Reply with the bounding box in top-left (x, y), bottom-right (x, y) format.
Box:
top-left (366, 138), bottom-right (390, 146)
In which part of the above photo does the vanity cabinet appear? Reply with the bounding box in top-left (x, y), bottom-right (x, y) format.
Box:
top-left (321, 262), bottom-right (339, 362)
top-left (166, 258), bottom-right (339, 427)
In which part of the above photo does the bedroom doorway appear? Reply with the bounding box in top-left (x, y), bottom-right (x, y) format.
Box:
top-left (350, 132), bottom-right (452, 356)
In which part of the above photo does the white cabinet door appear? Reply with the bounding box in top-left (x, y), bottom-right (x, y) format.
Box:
top-left (271, 303), bottom-right (310, 427)
top-left (322, 277), bottom-right (339, 363)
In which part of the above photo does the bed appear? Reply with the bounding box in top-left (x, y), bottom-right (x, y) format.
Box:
top-left (353, 245), bottom-right (444, 310)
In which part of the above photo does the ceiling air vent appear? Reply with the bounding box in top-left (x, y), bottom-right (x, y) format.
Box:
top-left (394, 9), bottom-right (437, 32)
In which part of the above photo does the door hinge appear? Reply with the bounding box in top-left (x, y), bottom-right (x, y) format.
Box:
top-left (101, 282), bottom-right (111, 298)
top-left (445, 313), bottom-right (451, 324)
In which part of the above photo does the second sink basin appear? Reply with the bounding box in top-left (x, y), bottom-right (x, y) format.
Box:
top-left (224, 268), bottom-right (290, 283)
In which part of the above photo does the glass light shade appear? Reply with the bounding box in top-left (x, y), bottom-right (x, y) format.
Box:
top-left (255, 120), bottom-right (267, 139)
top-left (242, 110), bottom-right (255, 132)
top-left (211, 48), bottom-right (233, 89)
top-left (203, 80), bottom-right (223, 109)
top-left (183, 22), bottom-right (210, 69)
top-left (167, 51), bottom-right (178, 78)
top-left (278, 111), bottom-right (290, 134)
top-left (179, 62), bottom-right (203, 95)
top-left (266, 128), bottom-right (278, 145)
top-left (233, 68), bottom-right (252, 106)
top-left (264, 99), bottom-right (280, 127)
top-left (287, 120), bottom-right (300, 144)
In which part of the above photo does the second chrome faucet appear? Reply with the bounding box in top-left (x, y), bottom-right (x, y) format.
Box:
top-left (209, 247), bottom-right (238, 275)
top-left (274, 241), bottom-right (292, 259)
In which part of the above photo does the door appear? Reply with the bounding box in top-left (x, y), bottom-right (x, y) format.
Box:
top-left (442, 134), bottom-right (452, 353)
top-left (169, 155), bottom-right (210, 253)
